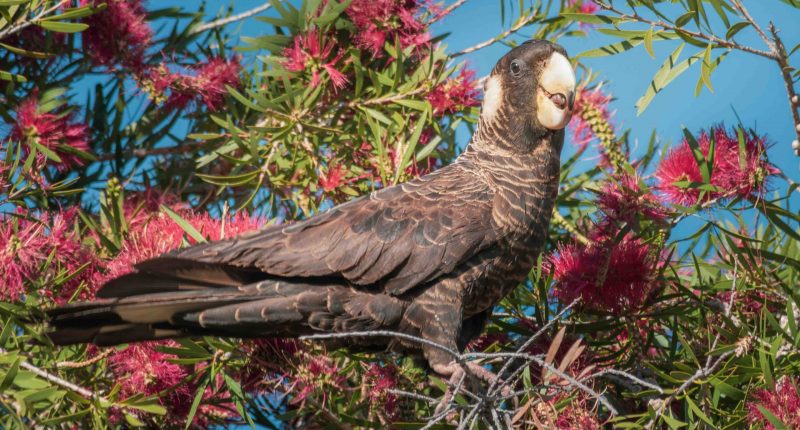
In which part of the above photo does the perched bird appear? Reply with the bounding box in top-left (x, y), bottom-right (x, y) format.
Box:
top-left (47, 39), bottom-right (576, 380)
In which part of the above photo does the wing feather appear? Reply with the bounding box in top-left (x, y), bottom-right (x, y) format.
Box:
top-left (141, 162), bottom-right (496, 296)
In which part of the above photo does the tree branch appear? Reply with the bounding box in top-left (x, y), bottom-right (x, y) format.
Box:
top-left (769, 24), bottom-right (800, 154)
top-left (596, 2), bottom-right (778, 60)
top-left (0, 0), bottom-right (70, 41)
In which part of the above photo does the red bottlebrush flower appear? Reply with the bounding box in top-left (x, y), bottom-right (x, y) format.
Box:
top-left (80, 0), bottom-right (153, 72)
top-left (346, 0), bottom-right (431, 56)
top-left (9, 96), bottom-right (90, 171)
top-left (427, 67), bottom-right (481, 116)
top-left (0, 209), bottom-right (99, 303)
top-left (655, 126), bottom-right (775, 206)
top-left (283, 30), bottom-right (348, 90)
top-left (747, 376), bottom-right (800, 430)
top-left (319, 164), bottom-right (347, 192)
top-left (597, 174), bottom-right (669, 224)
top-left (549, 232), bottom-right (655, 313)
top-left (568, 86), bottom-right (614, 150)
top-left (364, 363), bottom-right (399, 419)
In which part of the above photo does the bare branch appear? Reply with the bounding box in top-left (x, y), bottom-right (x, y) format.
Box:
top-left (452, 12), bottom-right (539, 58)
top-left (0, 347), bottom-right (99, 400)
top-left (189, 2), bottom-right (272, 35)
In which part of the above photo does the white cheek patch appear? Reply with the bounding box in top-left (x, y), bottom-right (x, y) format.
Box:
top-left (537, 52), bottom-right (576, 130)
top-left (540, 52), bottom-right (576, 95)
top-left (482, 76), bottom-right (502, 119)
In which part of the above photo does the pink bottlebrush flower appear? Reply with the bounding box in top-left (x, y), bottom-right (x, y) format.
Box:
top-left (0, 162), bottom-right (9, 194)
top-left (9, 96), bottom-right (90, 171)
top-left (0, 209), bottom-right (99, 303)
top-left (282, 30), bottom-right (348, 90)
top-left (747, 376), bottom-right (800, 430)
top-left (80, 0), bottom-right (153, 72)
top-left (597, 174), bottom-right (670, 224)
top-left (293, 355), bottom-right (345, 405)
top-left (238, 338), bottom-right (302, 393)
top-left (568, 86), bottom-right (614, 151)
top-left (95, 208), bottom-right (262, 289)
top-left (364, 363), bottom-right (399, 419)
top-left (121, 188), bottom-right (185, 232)
top-left (467, 332), bottom-right (511, 352)
top-left (553, 396), bottom-right (601, 430)
top-left (346, 0), bottom-right (431, 56)
top-left (655, 126), bottom-right (775, 206)
top-left (427, 67), bottom-right (481, 116)
top-left (108, 341), bottom-right (234, 426)
top-left (192, 57), bottom-right (242, 110)
top-left (319, 164), bottom-right (347, 192)
top-left (549, 232), bottom-right (655, 313)
top-left (109, 341), bottom-right (189, 402)
top-left (569, 0), bottom-right (600, 15)
top-left (148, 57), bottom-right (242, 111)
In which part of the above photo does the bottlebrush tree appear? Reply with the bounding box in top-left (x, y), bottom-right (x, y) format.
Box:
top-left (1, 0), bottom-right (799, 428)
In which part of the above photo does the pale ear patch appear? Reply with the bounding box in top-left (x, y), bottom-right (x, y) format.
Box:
top-left (481, 76), bottom-right (502, 119)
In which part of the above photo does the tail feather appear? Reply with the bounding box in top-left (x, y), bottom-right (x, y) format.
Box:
top-left (46, 276), bottom-right (341, 346)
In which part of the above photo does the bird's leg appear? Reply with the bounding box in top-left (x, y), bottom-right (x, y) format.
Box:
top-left (432, 360), bottom-right (516, 416)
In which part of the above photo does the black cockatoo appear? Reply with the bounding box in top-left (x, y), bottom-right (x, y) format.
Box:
top-left (47, 39), bottom-right (576, 379)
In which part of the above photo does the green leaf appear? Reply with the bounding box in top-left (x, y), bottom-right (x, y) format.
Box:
top-left (757, 406), bottom-right (789, 430)
top-left (726, 21), bottom-right (750, 40)
top-left (36, 21), bottom-right (88, 33)
top-left (0, 69), bottom-right (27, 82)
top-left (560, 13), bottom-right (617, 25)
top-left (683, 126), bottom-right (711, 184)
top-left (393, 110), bottom-right (428, 183)
top-left (40, 4), bottom-right (105, 21)
top-left (0, 356), bottom-right (21, 392)
top-left (160, 205), bottom-right (207, 243)
top-left (700, 44), bottom-right (714, 92)
top-left (0, 42), bottom-right (51, 59)
top-left (644, 27), bottom-right (655, 58)
top-left (183, 378), bottom-right (210, 430)
top-left (636, 44), bottom-right (703, 115)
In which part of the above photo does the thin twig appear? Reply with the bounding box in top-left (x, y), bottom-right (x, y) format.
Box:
top-left (426, 0), bottom-right (469, 25)
top-left (0, 348), bottom-right (99, 400)
top-left (644, 351), bottom-right (733, 430)
top-left (56, 348), bottom-right (113, 369)
top-left (0, 0), bottom-right (70, 41)
top-left (189, 2), bottom-right (272, 35)
top-left (299, 331), bottom-right (461, 360)
top-left (730, 0), bottom-right (775, 52)
top-left (589, 369), bottom-right (664, 394)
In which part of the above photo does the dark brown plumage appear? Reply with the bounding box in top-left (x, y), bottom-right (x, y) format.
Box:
top-left (46, 40), bottom-right (576, 376)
